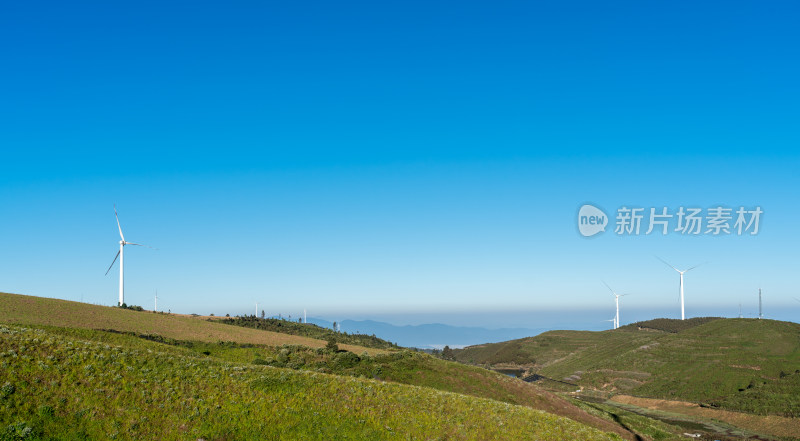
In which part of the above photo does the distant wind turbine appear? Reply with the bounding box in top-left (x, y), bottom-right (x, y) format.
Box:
top-left (105, 206), bottom-right (155, 306)
top-left (657, 257), bottom-right (705, 321)
top-left (603, 317), bottom-right (617, 330)
top-left (602, 281), bottom-right (629, 329)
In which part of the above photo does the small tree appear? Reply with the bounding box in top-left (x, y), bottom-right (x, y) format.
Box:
top-left (442, 345), bottom-right (454, 360)
top-left (326, 338), bottom-right (339, 352)
top-left (261, 310), bottom-right (265, 319)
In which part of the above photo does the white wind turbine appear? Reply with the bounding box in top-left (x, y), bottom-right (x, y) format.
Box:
top-left (657, 257), bottom-right (704, 321)
top-left (602, 281), bottom-right (628, 329)
top-left (105, 206), bottom-right (154, 306)
top-left (603, 316), bottom-right (617, 329)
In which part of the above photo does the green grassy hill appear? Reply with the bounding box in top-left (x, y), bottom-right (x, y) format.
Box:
top-left (454, 318), bottom-right (800, 418)
top-left (0, 324), bottom-right (625, 441)
top-left (214, 315), bottom-right (399, 350)
top-left (0, 292), bottom-right (635, 440)
top-left (0, 292), bottom-right (376, 354)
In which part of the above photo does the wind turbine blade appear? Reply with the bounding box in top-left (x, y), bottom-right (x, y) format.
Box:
top-left (601, 280), bottom-right (615, 294)
top-left (619, 294), bottom-right (631, 297)
top-left (126, 242), bottom-right (157, 250)
top-left (685, 262), bottom-right (707, 272)
top-left (656, 256), bottom-right (680, 272)
top-left (114, 205), bottom-right (125, 242)
top-left (105, 250), bottom-right (121, 275)
top-left (793, 297), bottom-right (800, 304)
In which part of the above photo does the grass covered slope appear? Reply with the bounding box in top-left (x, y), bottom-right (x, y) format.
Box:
top-left (455, 318), bottom-right (800, 417)
top-left (20, 325), bottom-right (636, 440)
top-left (620, 317), bottom-right (722, 333)
top-left (215, 315), bottom-right (399, 350)
top-left (0, 293), bottom-right (637, 439)
top-left (0, 292), bottom-right (375, 354)
top-left (0, 325), bottom-right (624, 441)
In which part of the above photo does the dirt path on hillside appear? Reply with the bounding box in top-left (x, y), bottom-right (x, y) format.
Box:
top-left (610, 395), bottom-right (799, 439)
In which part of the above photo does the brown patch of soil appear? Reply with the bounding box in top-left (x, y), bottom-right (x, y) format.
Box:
top-left (610, 395), bottom-right (800, 439)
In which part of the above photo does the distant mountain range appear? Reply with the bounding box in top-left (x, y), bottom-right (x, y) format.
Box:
top-left (307, 318), bottom-right (545, 349)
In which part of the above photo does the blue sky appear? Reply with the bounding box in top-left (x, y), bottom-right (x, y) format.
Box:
top-left (1, 1), bottom-right (799, 327)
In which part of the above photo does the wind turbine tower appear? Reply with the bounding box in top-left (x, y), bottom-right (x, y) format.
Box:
top-left (602, 281), bottom-right (628, 329)
top-left (657, 257), bottom-right (704, 320)
top-left (105, 206), bottom-right (154, 306)
top-left (758, 288), bottom-right (763, 320)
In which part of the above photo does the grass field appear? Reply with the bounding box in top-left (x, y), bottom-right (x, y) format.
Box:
top-left (214, 315), bottom-right (399, 350)
top-left (21, 324), bottom-right (635, 439)
top-left (0, 292), bottom-right (377, 354)
top-left (0, 292), bottom-right (640, 439)
top-left (454, 317), bottom-right (800, 419)
top-left (0, 324), bottom-right (627, 440)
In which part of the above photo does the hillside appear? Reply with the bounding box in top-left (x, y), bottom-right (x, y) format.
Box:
top-left (0, 292), bottom-right (376, 354)
top-left (454, 318), bottom-right (800, 419)
top-left (214, 316), bottom-right (399, 350)
top-left (0, 292), bottom-right (636, 439)
top-left (0, 324), bottom-right (625, 441)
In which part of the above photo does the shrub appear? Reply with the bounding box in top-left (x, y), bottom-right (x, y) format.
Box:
top-left (333, 352), bottom-right (360, 369)
top-left (3, 422), bottom-right (33, 440)
top-left (326, 338), bottom-right (339, 353)
top-left (1, 383), bottom-right (15, 398)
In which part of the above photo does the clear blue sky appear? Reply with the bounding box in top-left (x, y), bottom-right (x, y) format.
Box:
top-left (1, 1), bottom-right (799, 326)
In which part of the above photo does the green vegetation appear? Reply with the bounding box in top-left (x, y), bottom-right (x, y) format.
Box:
top-left (15, 325), bottom-right (630, 438)
top-left (0, 292), bottom-right (374, 353)
top-left (0, 324), bottom-right (624, 440)
top-left (568, 398), bottom-right (684, 441)
top-left (216, 316), bottom-right (399, 350)
top-left (455, 318), bottom-right (800, 418)
top-left (0, 293), bottom-right (639, 439)
top-left (618, 317), bottom-right (722, 333)
top-left (117, 303), bottom-right (144, 312)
